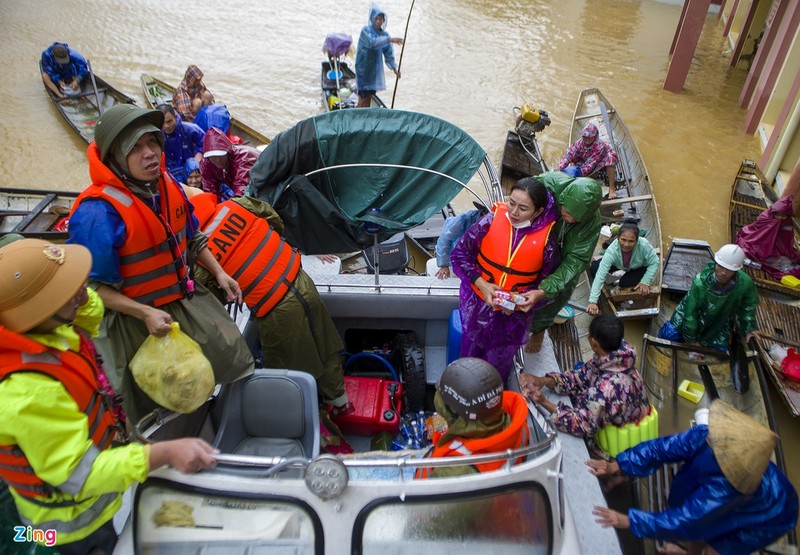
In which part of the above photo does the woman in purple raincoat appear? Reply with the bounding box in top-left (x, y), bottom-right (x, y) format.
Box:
top-left (451, 178), bottom-right (559, 383)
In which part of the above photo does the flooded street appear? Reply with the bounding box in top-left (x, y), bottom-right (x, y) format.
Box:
top-left (3, 0), bottom-right (796, 542)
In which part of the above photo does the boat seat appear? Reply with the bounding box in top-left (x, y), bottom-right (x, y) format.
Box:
top-left (362, 232), bottom-right (410, 275)
top-left (212, 369), bottom-right (320, 462)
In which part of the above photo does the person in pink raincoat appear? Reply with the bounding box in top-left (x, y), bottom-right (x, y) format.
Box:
top-left (200, 127), bottom-right (259, 201)
top-left (735, 195), bottom-right (800, 280)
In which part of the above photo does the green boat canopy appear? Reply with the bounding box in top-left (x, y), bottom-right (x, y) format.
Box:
top-left (246, 109), bottom-right (487, 254)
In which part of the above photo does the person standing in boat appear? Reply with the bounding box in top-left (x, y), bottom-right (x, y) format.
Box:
top-left (40, 42), bottom-right (89, 99)
top-left (200, 127), bottom-right (259, 201)
top-left (172, 64), bottom-right (215, 122)
top-left (589, 400), bottom-right (798, 555)
top-left (450, 177), bottom-right (559, 383)
top-left (525, 171), bottom-right (604, 353)
top-left (158, 104), bottom-right (205, 184)
top-left (355, 4), bottom-right (403, 108)
top-left (417, 358), bottom-right (530, 478)
top-left (586, 222), bottom-right (660, 316)
top-left (556, 123), bottom-right (619, 200)
top-left (658, 244), bottom-right (759, 352)
top-left (520, 315), bottom-right (650, 459)
top-left (185, 189), bottom-right (354, 417)
top-left (0, 239), bottom-right (220, 555)
top-left (67, 104), bottom-right (254, 423)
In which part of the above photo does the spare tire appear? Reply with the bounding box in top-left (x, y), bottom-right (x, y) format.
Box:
top-left (393, 332), bottom-right (426, 412)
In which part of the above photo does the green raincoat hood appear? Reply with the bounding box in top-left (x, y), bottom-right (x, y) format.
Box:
top-left (558, 177), bottom-right (602, 222)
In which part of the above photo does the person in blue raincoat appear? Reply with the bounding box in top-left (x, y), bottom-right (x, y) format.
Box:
top-left (40, 42), bottom-right (89, 99)
top-left (355, 4), bottom-right (404, 108)
top-left (589, 399), bottom-right (798, 555)
top-left (158, 105), bottom-right (205, 183)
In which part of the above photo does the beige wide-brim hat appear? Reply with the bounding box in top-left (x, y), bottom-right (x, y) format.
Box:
top-left (0, 239), bottom-right (92, 333)
top-left (708, 399), bottom-right (776, 494)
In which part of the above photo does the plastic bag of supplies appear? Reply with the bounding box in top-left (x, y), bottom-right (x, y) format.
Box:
top-left (130, 322), bottom-right (215, 413)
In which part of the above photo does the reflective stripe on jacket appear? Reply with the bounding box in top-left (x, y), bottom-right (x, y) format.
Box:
top-left (74, 144), bottom-right (191, 307)
top-left (417, 391), bottom-right (530, 478)
top-left (0, 327), bottom-right (117, 502)
top-left (471, 203), bottom-right (553, 297)
top-left (194, 195), bottom-right (301, 317)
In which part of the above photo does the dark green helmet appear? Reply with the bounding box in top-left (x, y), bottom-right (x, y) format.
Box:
top-left (437, 357), bottom-right (504, 421)
top-left (93, 105), bottom-right (164, 162)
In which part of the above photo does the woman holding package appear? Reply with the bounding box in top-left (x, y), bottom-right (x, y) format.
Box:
top-left (68, 104), bottom-right (254, 423)
top-left (586, 222), bottom-right (660, 316)
top-left (450, 177), bottom-right (559, 383)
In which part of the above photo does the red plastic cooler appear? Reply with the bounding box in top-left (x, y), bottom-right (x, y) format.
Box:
top-left (332, 376), bottom-right (402, 436)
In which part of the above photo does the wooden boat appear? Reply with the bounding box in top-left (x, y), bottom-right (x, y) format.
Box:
top-left (140, 73), bottom-right (270, 150)
top-left (498, 105), bottom-right (551, 195)
top-left (570, 88), bottom-right (663, 320)
top-left (320, 33), bottom-right (385, 111)
top-left (728, 159), bottom-right (800, 299)
top-left (41, 63), bottom-right (136, 143)
top-left (752, 297), bottom-right (800, 417)
top-left (0, 187), bottom-right (78, 241)
top-left (114, 109), bottom-right (622, 555)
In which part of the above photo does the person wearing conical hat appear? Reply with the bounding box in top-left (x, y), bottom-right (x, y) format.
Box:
top-left (588, 399), bottom-right (798, 555)
top-left (0, 239), bottom-right (219, 553)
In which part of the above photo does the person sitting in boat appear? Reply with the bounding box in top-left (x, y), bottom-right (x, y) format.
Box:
top-left (658, 244), bottom-right (759, 352)
top-left (185, 188), bottom-right (354, 416)
top-left (586, 222), bottom-right (660, 315)
top-left (450, 177), bottom-right (560, 383)
top-left (735, 195), bottom-right (800, 281)
top-left (417, 358), bottom-right (530, 478)
top-left (172, 64), bottom-right (215, 122)
top-left (520, 314), bottom-right (650, 459)
top-left (589, 399), bottom-right (798, 555)
top-left (67, 104), bottom-right (254, 423)
top-left (525, 171), bottom-right (604, 353)
top-left (40, 41), bottom-right (89, 99)
top-left (0, 239), bottom-right (220, 555)
top-left (355, 3), bottom-right (403, 108)
top-left (158, 104), bottom-right (205, 184)
top-left (200, 127), bottom-right (259, 201)
top-left (433, 201), bottom-right (488, 279)
top-left (184, 157), bottom-right (202, 188)
top-left (556, 123), bottom-right (619, 200)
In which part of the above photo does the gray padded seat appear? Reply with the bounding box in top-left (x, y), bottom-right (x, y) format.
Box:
top-left (212, 369), bottom-right (320, 459)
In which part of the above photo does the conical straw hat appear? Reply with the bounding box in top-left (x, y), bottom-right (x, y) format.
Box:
top-left (708, 399), bottom-right (776, 494)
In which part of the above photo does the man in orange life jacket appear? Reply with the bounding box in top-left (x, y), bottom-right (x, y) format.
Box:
top-left (417, 358), bottom-right (530, 479)
top-left (0, 239), bottom-right (218, 554)
top-left (185, 189), bottom-right (352, 415)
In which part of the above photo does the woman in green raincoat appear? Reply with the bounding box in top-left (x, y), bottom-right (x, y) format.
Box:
top-left (525, 171), bottom-right (604, 352)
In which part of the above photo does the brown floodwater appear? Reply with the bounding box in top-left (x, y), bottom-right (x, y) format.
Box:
top-left (3, 0), bottom-right (796, 535)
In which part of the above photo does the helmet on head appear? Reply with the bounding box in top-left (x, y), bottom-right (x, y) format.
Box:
top-left (0, 239), bottom-right (92, 333)
top-left (93, 104), bottom-right (164, 162)
top-left (714, 244), bottom-right (745, 271)
top-left (437, 357), bottom-right (504, 421)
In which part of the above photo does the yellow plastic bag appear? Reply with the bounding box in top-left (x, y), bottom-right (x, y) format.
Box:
top-left (130, 322), bottom-right (215, 413)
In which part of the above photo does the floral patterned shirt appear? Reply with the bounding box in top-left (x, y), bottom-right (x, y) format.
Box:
top-left (548, 340), bottom-right (649, 457)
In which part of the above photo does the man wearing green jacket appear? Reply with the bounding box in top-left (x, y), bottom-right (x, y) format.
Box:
top-left (525, 171), bottom-right (603, 352)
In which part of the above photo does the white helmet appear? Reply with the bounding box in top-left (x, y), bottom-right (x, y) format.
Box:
top-left (714, 244), bottom-right (745, 271)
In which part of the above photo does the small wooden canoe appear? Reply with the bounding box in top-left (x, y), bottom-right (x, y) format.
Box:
top-left (498, 106), bottom-right (551, 195)
top-left (41, 62), bottom-right (136, 143)
top-left (728, 159), bottom-right (800, 299)
top-left (320, 59), bottom-right (385, 110)
top-left (570, 88), bottom-right (663, 319)
top-left (140, 73), bottom-right (270, 149)
top-left (0, 187), bottom-right (78, 241)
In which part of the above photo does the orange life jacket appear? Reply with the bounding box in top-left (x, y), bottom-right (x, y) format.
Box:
top-left (0, 327), bottom-right (118, 501)
top-left (192, 195), bottom-right (301, 318)
top-left (417, 391), bottom-right (531, 478)
top-left (72, 144), bottom-right (192, 307)
top-left (471, 203), bottom-right (553, 298)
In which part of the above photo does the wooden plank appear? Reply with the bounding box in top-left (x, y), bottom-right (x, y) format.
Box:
top-left (12, 194), bottom-right (56, 232)
top-left (601, 194), bottom-right (652, 207)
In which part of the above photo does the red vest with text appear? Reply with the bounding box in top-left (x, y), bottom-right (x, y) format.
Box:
top-left (471, 203), bottom-right (553, 298)
top-left (194, 195), bottom-right (301, 318)
top-left (73, 144), bottom-right (191, 307)
top-left (0, 327), bottom-right (117, 500)
top-left (417, 391), bottom-right (531, 478)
